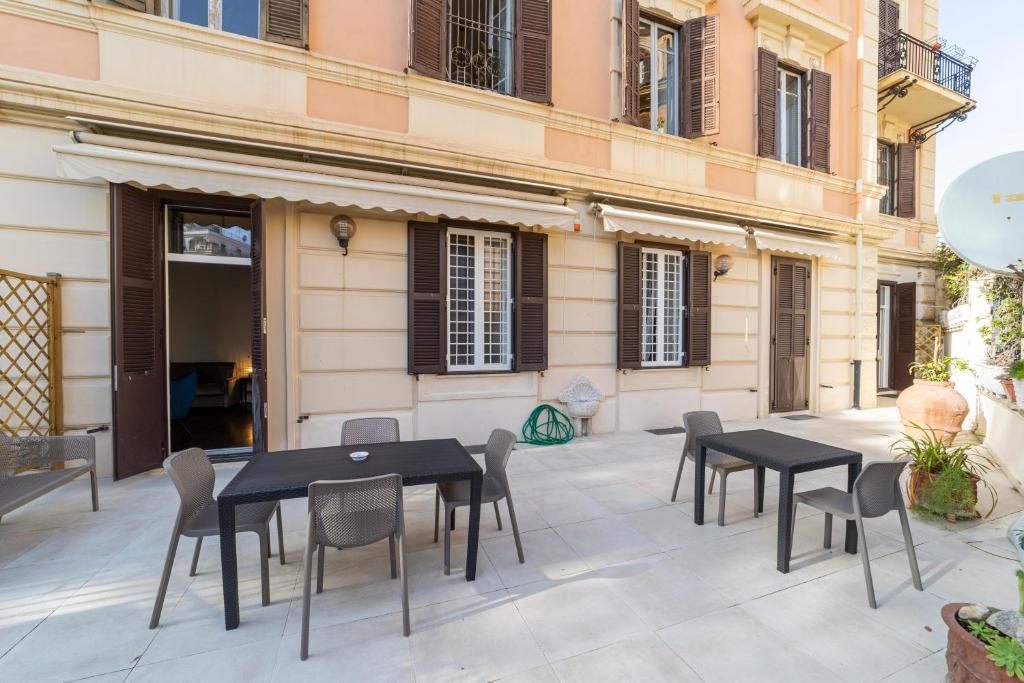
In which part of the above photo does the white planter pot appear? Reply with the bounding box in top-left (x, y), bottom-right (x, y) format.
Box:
top-left (1013, 379), bottom-right (1024, 409)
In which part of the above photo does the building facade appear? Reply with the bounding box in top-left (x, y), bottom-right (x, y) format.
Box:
top-left (0, 0), bottom-right (974, 477)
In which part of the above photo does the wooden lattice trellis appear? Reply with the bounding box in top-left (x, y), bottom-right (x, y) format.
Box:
top-left (915, 322), bottom-right (944, 365)
top-left (0, 269), bottom-right (62, 436)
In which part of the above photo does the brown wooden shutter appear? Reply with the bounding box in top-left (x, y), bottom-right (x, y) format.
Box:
top-left (410, 0), bottom-right (446, 79)
top-left (108, 0), bottom-right (154, 12)
top-left (878, 0), bottom-right (900, 73)
top-left (807, 69), bottom-right (832, 173)
top-left (249, 200), bottom-right (268, 453)
top-left (617, 242), bottom-right (642, 369)
top-left (515, 231), bottom-right (548, 370)
top-left (687, 250), bottom-right (711, 367)
top-left (682, 15), bottom-right (720, 138)
top-left (408, 222), bottom-right (446, 374)
top-left (896, 143), bottom-right (917, 218)
top-left (770, 257), bottom-right (811, 412)
top-left (261, 0), bottom-right (308, 48)
top-left (515, 0), bottom-right (552, 104)
top-left (110, 184), bottom-right (165, 479)
top-left (893, 282), bottom-right (917, 391)
top-left (621, 0), bottom-right (641, 125)
top-left (757, 48), bottom-right (778, 158)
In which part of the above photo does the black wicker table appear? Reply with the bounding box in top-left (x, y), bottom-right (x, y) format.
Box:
top-left (694, 429), bottom-right (862, 573)
top-left (217, 439), bottom-right (482, 630)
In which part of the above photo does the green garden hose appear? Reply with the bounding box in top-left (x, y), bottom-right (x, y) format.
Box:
top-left (521, 404), bottom-right (575, 446)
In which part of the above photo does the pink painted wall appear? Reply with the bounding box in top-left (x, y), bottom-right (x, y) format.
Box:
top-left (307, 79), bottom-right (410, 132)
top-left (0, 12), bottom-right (98, 80)
top-left (309, 0), bottom-right (408, 73)
top-left (825, 0), bottom-right (860, 181)
top-left (551, 0), bottom-right (611, 119)
top-left (710, 0), bottom-right (756, 156)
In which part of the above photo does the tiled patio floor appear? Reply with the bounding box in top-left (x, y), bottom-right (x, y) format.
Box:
top-left (1, 407), bottom-right (1021, 682)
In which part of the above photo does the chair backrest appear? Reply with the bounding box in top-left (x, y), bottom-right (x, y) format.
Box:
top-left (308, 474), bottom-right (403, 548)
top-left (482, 428), bottom-right (517, 480)
top-left (854, 459), bottom-right (910, 518)
top-left (165, 447), bottom-right (216, 524)
top-left (169, 372), bottom-right (198, 421)
top-left (340, 417), bottom-right (400, 446)
top-left (682, 411), bottom-right (724, 459)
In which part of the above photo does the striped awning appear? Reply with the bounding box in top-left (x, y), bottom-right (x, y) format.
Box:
top-left (593, 203), bottom-right (749, 248)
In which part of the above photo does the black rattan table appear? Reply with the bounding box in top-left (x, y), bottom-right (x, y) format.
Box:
top-left (217, 439), bottom-right (482, 630)
top-left (694, 429), bottom-right (862, 573)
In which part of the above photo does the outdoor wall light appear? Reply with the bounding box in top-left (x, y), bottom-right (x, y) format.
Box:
top-left (713, 254), bottom-right (733, 281)
top-left (330, 214), bottom-right (357, 255)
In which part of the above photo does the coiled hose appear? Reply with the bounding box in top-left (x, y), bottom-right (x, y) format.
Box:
top-left (521, 404), bottom-right (575, 446)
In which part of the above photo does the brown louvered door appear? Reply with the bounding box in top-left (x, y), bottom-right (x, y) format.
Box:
top-left (687, 251), bottom-right (711, 366)
top-left (682, 15), bottom-right (720, 138)
top-left (771, 257), bottom-right (811, 413)
top-left (408, 222), bottom-right (446, 374)
top-left (515, 231), bottom-right (548, 370)
top-left (617, 242), bottom-right (642, 369)
top-left (879, 0), bottom-right (900, 73)
top-left (896, 143), bottom-right (917, 218)
top-left (893, 282), bottom-right (917, 391)
top-left (410, 0), bottom-right (446, 79)
top-left (807, 69), bottom-right (831, 173)
top-left (250, 200), bottom-right (268, 454)
top-left (515, 0), bottom-right (551, 103)
top-left (111, 184), bottom-right (166, 479)
top-left (757, 48), bottom-right (778, 158)
top-left (261, 0), bottom-right (308, 48)
top-left (621, 0), bottom-right (641, 125)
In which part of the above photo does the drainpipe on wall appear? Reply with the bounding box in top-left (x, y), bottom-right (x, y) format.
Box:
top-left (852, 227), bottom-right (864, 409)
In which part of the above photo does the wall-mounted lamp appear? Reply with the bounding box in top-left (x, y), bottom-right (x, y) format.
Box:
top-left (713, 254), bottom-right (733, 281)
top-left (330, 214), bottom-right (358, 255)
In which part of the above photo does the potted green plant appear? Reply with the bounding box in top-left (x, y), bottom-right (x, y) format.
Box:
top-left (1009, 360), bottom-right (1024, 409)
top-left (892, 427), bottom-right (997, 521)
top-left (944, 572), bottom-right (1024, 682)
top-left (896, 356), bottom-right (971, 443)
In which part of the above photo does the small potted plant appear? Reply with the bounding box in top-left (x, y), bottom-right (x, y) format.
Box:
top-left (892, 427), bottom-right (997, 521)
top-left (1009, 360), bottom-right (1024, 409)
top-left (944, 571), bottom-right (1024, 681)
top-left (896, 355), bottom-right (970, 443)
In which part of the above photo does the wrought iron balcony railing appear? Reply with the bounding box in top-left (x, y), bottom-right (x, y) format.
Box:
top-left (879, 30), bottom-right (973, 99)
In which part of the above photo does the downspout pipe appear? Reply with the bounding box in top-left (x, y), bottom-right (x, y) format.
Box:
top-left (852, 228), bottom-right (864, 409)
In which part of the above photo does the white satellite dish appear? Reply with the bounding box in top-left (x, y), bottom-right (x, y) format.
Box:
top-left (938, 151), bottom-right (1024, 274)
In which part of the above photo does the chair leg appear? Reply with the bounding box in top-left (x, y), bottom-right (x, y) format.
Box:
top-left (671, 455), bottom-right (686, 502)
top-left (443, 505), bottom-right (453, 576)
top-left (300, 514), bottom-right (315, 660)
top-left (397, 531), bottom-right (410, 637)
top-left (855, 517), bottom-right (877, 609)
top-left (189, 537), bottom-right (203, 577)
top-left (505, 493), bottom-right (525, 564)
top-left (89, 467), bottom-right (99, 512)
top-left (149, 526), bottom-right (182, 629)
top-left (823, 513), bottom-right (833, 549)
top-left (389, 535), bottom-right (397, 579)
top-left (708, 469), bottom-right (716, 495)
top-left (276, 506), bottom-right (286, 565)
top-left (716, 470), bottom-right (728, 527)
top-left (494, 501), bottom-right (503, 531)
top-left (316, 543), bottom-right (325, 594)
top-left (449, 507), bottom-right (456, 531)
top-left (433, 487), bottom-right (440, 543)
top-left (258, 529), bottom-right (270, 607)
top-left (897, 503), bottom-right (923, 591)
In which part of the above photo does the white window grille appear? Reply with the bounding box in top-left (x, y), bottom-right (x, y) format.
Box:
top-left (641, 248), bottom-right (685, 367)
top-left (447, 0), bottom-right (515, 95)
top-left (447, 228), bottom-right (512, 371)
top-left (638, 19), bottom-right (680, 135)
top-left (776, 68), bottom-right (803, 166)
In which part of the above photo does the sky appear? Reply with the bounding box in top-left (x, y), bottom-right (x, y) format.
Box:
top-left (934, 0), bottom-right (1024, 205)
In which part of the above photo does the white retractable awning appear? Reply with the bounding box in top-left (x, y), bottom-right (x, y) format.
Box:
top-left (593, 203), bottom-right (748, 248)
top-left (753, 229), bottom-right (841, 260)
top-left (54, 141), bottom-right (579, 230)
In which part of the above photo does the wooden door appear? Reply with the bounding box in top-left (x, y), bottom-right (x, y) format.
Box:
top-left (250, 199), bottom-right (268, 453)
top-left (111, 184), bottom-right (166, 479)
top-left (893, 282), bottom-right (917, 391)
top-left (771, 256), bottom-right (811, 413)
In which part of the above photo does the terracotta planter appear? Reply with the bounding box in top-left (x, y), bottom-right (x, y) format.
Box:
top-left (1000, 377), bottom-right (1017, 404)
top-left (908, 468), bottom-right (980, 520)
top-left (943, 603), bottom-right (1016, 683)
top-left (896, 379), bottom-right (970, 444)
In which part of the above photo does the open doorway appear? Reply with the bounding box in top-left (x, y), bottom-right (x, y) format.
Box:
top-left (166, 207), bottom-right (253, 455)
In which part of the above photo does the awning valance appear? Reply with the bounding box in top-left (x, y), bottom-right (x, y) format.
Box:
top-left (593, 203), bottom-right (748, 248)
top-left (54, 142), bottom-right (579, 230)
top-left (753, 229), bottom-right (841, 260)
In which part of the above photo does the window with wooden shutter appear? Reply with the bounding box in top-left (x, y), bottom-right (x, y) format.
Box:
top-left (408, 222), bottom-right (446, 374)
top-left (109, 0), bottom-right (153, 12)
top-left (617, 242), bottom-right (642, 369)
top-left (878, 0), bottom-right (900, 74)
top-left (893, 282), bottom-right (917, 391)
top-left (261, 0), bottom-right (308, 48)
top-left (896, 143), bottom-right (917, 218)
top-left (640, 246), bottom-right (686, 367)
top-left (807, 69), bottom-right (831, 173)
top-left (682, 14), bottom-right (720, 138)
top-left (757, 48), bottom-right (778, 158)
top-left (515, 0), bottom-right (552, 103)
top-left (515, 231), bottom-right (548, 370)
top-left (770, 257), bottom-right (811, 412)
top-left (410, 0), bottom-right (446, 79)
top-left (687, 250), bottom-right (711, 367)
top-left (622, 0), bottom-right (641, 125)
top-left (249, 199), bottom-right (268, 453)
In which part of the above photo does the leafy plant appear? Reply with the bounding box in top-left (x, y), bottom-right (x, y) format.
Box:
top-left (967, 619), bottom-right (1002, 646)
top-left (978, 274), bottom-right (1024, 366)
top-left (936, 244), bottom-right (976, 306)
top-left (908, 356), bottom-right (969, 381)
top-left (892, 426), bottom-right (998, 517)
top-left (919, 467), bottom-right (977, 516)
top-left (1009, 360), bottom-right (1024, 382)
top-left (987, 636), bottom-right (1024, 680)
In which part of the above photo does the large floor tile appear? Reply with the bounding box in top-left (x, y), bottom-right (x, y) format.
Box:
top-left (127, 639), bottom-right (278, 682)
top-left (551, 632), bottom-right (701, 682)
top-left (554, 517), bottom-right (659, 570)
top-left (482, 528), bottom-right (588, 589)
